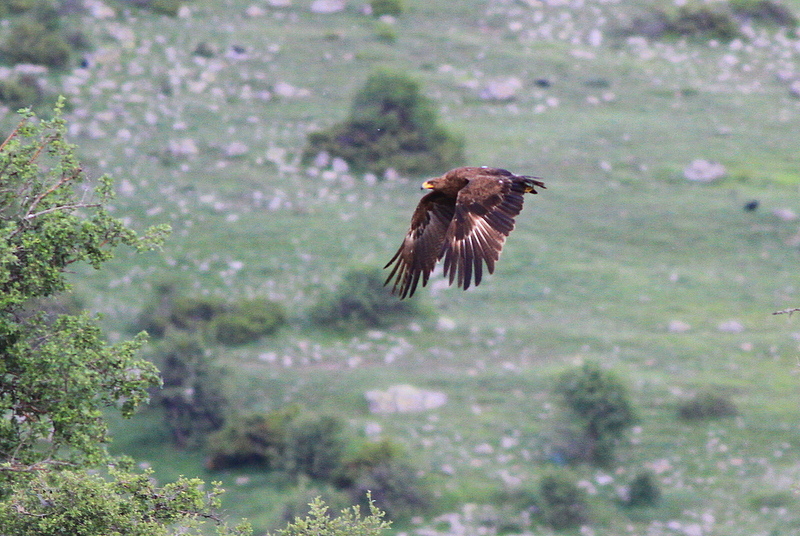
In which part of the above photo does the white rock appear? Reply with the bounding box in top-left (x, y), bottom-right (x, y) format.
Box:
top-left (772, 207), bottom-right (798, 221)
top-left (790, 80), bottom-right (800, 98)
top-left (224, 141), bottom-right (249, 157)
top-left (364, 384), bottom-right (447, 414)
top-left (684, 159), bottom-right (726, 182)
top-left (310, 0), bottom-right (345, 13)
top-left (168, 138), bottom-right (199, 157)
top-left (245, 4), bottom-right (266, 17)
top-left (718, 320), bottom-right (744, 333)
top-left (668, 320), bottom-right (691, 333)
top-left (479, 77), bottom-right (523, 101)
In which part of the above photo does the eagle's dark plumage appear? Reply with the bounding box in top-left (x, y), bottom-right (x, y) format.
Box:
top-left (384, 166), bottom-right (546, 299)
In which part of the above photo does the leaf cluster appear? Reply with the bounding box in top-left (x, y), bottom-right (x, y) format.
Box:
top-left (0, 103), bottom-right (249, 535)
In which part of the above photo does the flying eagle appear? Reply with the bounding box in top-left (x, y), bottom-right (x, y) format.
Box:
top-left (384, 166), bottom-right (546, 299)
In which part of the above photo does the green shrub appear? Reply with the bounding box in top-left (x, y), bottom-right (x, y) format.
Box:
top-left (677, 391), bottom-right (738, 421)
top-left (211, 298), bottom-right (286, 345)
top-left (309, 267), bottom-right (424, 331)
top-left (1, 20), bottom-right (71, 68)
top-left (346, 460), bottom-right (429, 520)
top-left (0, 0), bottom-right (39, 16)
top-left (626, 471), bottom-right (661, 507)
top-left (374, 21), bottom-right (398, 43)
top-left (284, 414), bottom-right (348, 481)
top-left (538, 471), bottom-right (589, 529)
top-left (748, 490), bottom-right (794, 510)
top-left (206, 405), bottom-right (301, 470)
top-left (669, 6), bottom-right (740, 40)
top-left (136, 285), bottom-right (285, 343)
top-left (155, 332), bottom-right (228, 447)
top-left (335, 440), bottom-right (429, 520)
top-left (302, 69), bottom-right (464, 176)
top-left (370, 0), bottom-right (403, 17)
top-left (166, 295), bottom-right (227, 329)
top-left (556, 362), bottom-right (636, 465)
top-left (149, 0), bottom-right (183, 16)
top-left (730, 0), bottom-right (797, 26)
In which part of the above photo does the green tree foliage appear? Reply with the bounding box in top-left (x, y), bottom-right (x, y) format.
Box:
top-left (0, 101), bottom-right (248, 535)
top-left (302, 69), bottom-right (464, 175)
top-left (309, 266), bottom-right (425, 331)
top-left (269, 496), bottom-right (390, 536)
top-left (556, 362), bottom-right (636, 465)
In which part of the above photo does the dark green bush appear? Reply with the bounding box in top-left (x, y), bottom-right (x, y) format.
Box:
top-left (169, 295), bottom-right (228, 330)
top-left (155, 332), bottom-right (228, 448)
top-left (206, 405), bottom-right (301, 470)
top-left (370, 0), bottom-right (403, 17)
top-left (626, 471), bottom-right (661, 507)
top-left (538, 471), bottom-right (589, 529)
top-left (0, 0), bottom-right (39, 16)
top-left (136, 284), bottom-right (285, 343)
top-left (309, 267), bottom-right (424, 331)
top-left (284, 414), bottom-right (348, 481)
top-left (730, 0), bottom-right (797, 26)
top-left (669, 6), bottom-right (740, 40)
top-left (123, 0), bottom-right (184, 16)
top-left (556, 362), bottom-right (636, 465)
top-left (1, 20), bottom-right (71, 68)
top-left (335, 439), bottom-right (429, 520)
top-left (374, 21), bottom-right (398, 44)
top-left (302, 69), bottom-right (464, 176)
top-left (677, 391), bottom-right (738, 421)
top-left (211, 298), bottom-right (286, 345)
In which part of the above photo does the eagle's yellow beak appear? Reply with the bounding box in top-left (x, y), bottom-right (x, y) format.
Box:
top-left (421, 180), bottom-right (434, 189)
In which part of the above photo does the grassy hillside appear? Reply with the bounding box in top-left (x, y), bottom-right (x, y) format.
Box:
top-left (5, 0), bottom-right (800, 533)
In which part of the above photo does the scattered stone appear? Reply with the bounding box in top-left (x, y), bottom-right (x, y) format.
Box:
top-left (718, 320), bottom-right (744, 333)
top-left (85, 0), bottom-right (116, 19)
top-left (272, 81), bottom-right (310, 98)
top-left (168, 138), bottom-right (199, 157)
top-left (789, 80), bottom-right (800, 98)
top-left (310, 0), bottom-right (345, 13)
top-left (668, 320), bottom-right (691, 333)
top-left (364, 384), bottom-right (447, 414)
top-left (245, 4), bottom-right (266, 17)
top-left (684, 159), bottom-right (726, 182)
top-left (224, 141), bottom-right (249, 157)
top-left (772, 207), bottom-right (798, 221)
top-left (479, 77), bottom-right (523, 101)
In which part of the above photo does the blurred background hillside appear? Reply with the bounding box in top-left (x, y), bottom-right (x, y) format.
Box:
top-left (3, 0), bottom-right (800, 533)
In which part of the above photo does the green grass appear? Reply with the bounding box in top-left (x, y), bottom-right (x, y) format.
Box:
top-left (7, 0), bottom-right (800, 533)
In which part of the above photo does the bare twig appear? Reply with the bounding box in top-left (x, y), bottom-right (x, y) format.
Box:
top-left (772, 308), bottom-right (800, 316)
top-left (0, 118), bottom-right (26, 154)
top-left (24, 168), bottom-right (83, 220)
top-left (24, 202), bottom-right (102, 221)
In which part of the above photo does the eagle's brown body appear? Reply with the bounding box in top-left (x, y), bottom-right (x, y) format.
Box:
top-left (384, 166), bottom-right (545, 299)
